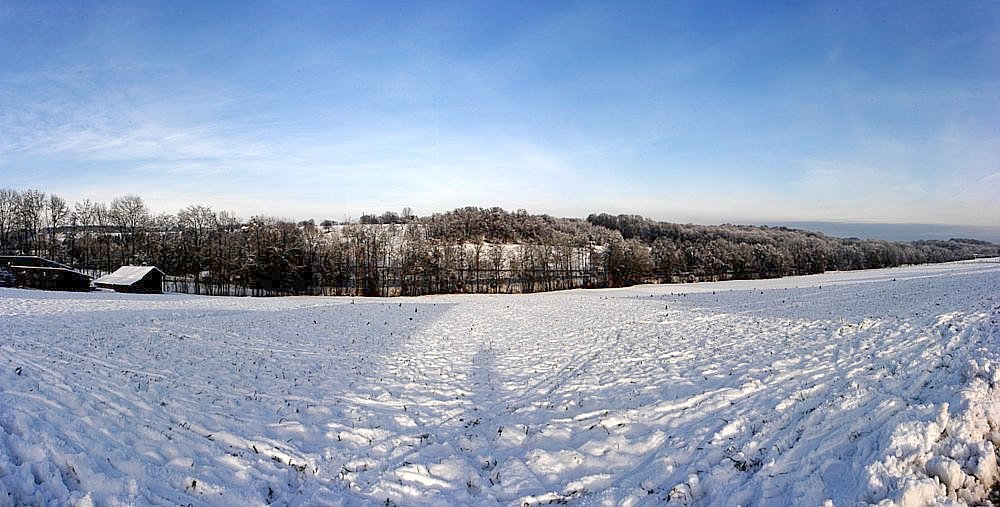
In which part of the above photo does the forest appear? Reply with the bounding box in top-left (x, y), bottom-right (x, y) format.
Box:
top-left (1, 188), bottom-right (998, 296)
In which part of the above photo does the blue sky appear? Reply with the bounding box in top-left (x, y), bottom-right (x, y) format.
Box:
top-left (1, 1), bottom-right (998, 226)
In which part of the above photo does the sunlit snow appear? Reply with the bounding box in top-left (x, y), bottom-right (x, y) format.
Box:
top-left (2, 260), bottom-right (999, 505)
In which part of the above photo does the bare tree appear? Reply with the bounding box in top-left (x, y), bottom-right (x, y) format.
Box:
top-left (488, 243), bottom-right (505, 293)
top-left (0, 189), bottom-right (17, 254)
top-left (110, 194), bottom-right (149, 266)
top-left (16, 189), bottom-right (45, 255)
top-left (44, 194), bottom-right (69, 260)
top-left (90, 202), bottom-right (113, 273)
top-left (177, 205), bottom-right (218, 274)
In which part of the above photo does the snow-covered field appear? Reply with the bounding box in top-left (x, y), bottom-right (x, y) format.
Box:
top-left (2, 260), bottom-right (1000, 506)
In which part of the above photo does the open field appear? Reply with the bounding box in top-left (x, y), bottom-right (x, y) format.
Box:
top-left (2, 260), bottom-right (1000, 505)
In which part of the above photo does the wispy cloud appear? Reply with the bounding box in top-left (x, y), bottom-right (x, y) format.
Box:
top-left (2, 2), bottom-right (998, 226)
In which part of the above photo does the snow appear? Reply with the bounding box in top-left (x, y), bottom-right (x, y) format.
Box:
top-left (93, 266), bottom-right (161, 287)
top-left (2, 259), bottom-right (999, 506)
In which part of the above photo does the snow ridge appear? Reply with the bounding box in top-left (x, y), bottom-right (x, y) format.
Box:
top-left (867, 357), bottom-right (1000, 505)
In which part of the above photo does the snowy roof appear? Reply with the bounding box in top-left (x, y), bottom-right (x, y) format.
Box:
top-left (8, 265), bottom-right (91, 279)
top-left (0, 256), bottom-right (76, 270)
top-left (94, 266), bottom-right (162, 286)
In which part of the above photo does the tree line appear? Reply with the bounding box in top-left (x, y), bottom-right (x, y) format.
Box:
top-left (1, 188), bottom-right (997, 296)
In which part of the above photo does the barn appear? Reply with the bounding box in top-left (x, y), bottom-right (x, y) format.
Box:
top-left (0, 256), bottom-right (93, 291)
top-left (7, 265), bottom-right (93, 291)
top-left (0, 255), bottom-right (74, 270)
top-left (94, 266), bottom-right (165, 294)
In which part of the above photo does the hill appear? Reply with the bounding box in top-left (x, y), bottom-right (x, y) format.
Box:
top-left (2, 189), bottom-right (999, 296)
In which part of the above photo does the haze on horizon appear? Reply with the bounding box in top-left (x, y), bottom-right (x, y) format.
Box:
top-left (1, 1), bottom-right (998, 229)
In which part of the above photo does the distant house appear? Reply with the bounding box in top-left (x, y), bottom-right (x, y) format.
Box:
top-left (94, 266), bottom-right (165, 294)
top-left (7, 265), bottom-right (93, 291)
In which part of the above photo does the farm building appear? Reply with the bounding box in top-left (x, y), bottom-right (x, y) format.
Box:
top-left (0, 256), bottom-right (93, 291)
top-left (0, 255), bottom-right (75, 270)
top-left (94, 266), bottom-right (165, 294)
top-left (6, 265), bottom-right (93, 291)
